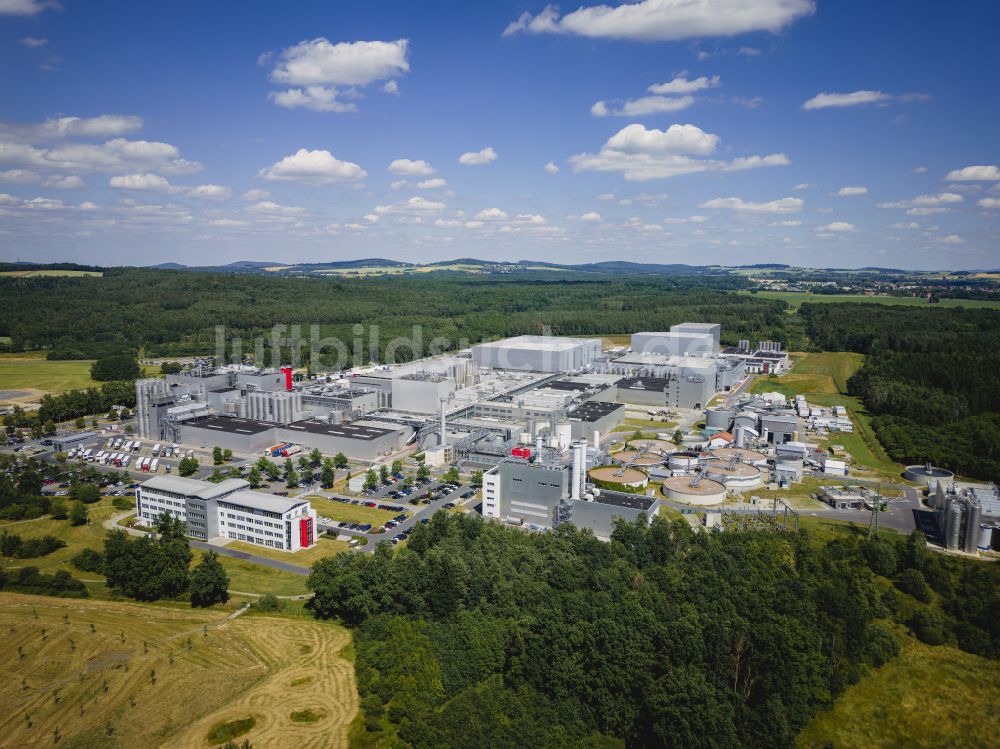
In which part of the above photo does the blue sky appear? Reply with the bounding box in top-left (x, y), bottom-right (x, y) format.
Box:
top-left (1, 0), bottom-right (998, 269)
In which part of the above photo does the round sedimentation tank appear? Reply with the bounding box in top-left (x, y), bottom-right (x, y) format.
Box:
top-left (668, 451), bottom-right (701, 474)
top-left (626, 438), bottom-right (677, 455)
top-left (588, 465), bottom-right (649, 490)
top-left (703, 461), bottom-right (763, 489)
top-left (662, 475), bottom-right (726, 506)
top-left (610, 450), bottom-right (664, 467)
top-left (733, 411), bottom-right (759, 430)
top-left (710, 447), bottom-right (768, 467)
top-left (904, 463), bottom-right (955, 488)
top-left (705, 407), bottom-right (734, 431)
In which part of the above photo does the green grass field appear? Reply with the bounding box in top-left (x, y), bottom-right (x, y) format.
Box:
top-left (0, 353), bottom-right (99, 394)
top-left (751, 352), bottom-right (904, 479)
top-left (225, 536), bottom-right (350, 568)
top-left (740, 290), bottom-right (1000, 311)
top-left (798, 636), bottom-right (1000, 749)
top-left (306, 496), bottom-right (404, 527)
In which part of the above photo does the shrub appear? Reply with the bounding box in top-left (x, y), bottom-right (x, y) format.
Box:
top-left (862, 622), bottom-right (900, 667)
top-left (909, 608), bottom-right (950, 646)
top-left (72, 548), bottom-right (104, 573)
top-left (254, 593), bottom-right (283, 612)
top-left (896, 568), bottom-right (931, 603)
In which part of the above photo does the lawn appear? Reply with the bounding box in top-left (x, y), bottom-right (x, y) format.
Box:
top-left (797, 635), bottom-right (1000, 748)
top-left (750, 352), bottom-right (903, 480)
top-left (306, 496), bottom-right (404, 527)
top-left (225, 535), bottom-right (351, 567)
top-left (740, 290), bottom-right (1000, 311)
top-left (193, 548), bottom-right (310, 598)
top-left (0, 353), bottom-right (99, 394)
top-left (0, 592), bottom-right (358, 749)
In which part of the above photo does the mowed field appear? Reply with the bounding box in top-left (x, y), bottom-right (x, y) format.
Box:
top-left (0, 353), bottom-right (98, 395)
top-left (739, 289), bottom-right (1000, 311)
top-left (750, 352), bottom-right (904, 479)
top-left (0, 593), bottom-right (358, 749)
top-left (0, 270), bottom-right (103, 278)
top-left (797, 636), bottom-right (1000, 749)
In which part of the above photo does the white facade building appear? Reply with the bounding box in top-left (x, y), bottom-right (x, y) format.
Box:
top-left (136, 475), bottom-right (317, 552)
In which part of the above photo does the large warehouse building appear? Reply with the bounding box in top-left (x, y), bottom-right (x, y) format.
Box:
top-left (136, 475), bottom-right (317, 552)
top-left (471, 335), bottom-right (601, 373)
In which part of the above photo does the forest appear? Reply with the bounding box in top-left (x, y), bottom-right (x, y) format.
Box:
top-left (801, 303), bottom-right (1000, 480)
top-left (301, 512), bottom-right (1000, 749)
top-left (0, 269), bottom-right (794, 362)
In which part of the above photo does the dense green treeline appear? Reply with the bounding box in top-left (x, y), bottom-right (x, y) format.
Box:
top-left (308, 513), bottom-right (905, 749)
top-left (801, 303), bottom-right (1000, 480)
top-left (0, 270), bottom-right (791, 361)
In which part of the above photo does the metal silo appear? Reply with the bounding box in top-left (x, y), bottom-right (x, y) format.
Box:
top-left (945, 499), bottom-right (964, 551)
top-left (978, 525), bottom-right (994, 552)
top-left (963, 500), bottom-right (981, 554)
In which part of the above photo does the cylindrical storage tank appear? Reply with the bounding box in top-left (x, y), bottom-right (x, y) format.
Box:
top-left (668, 451), bottom-right (701, 474)
top-left (978, 525), bottom-right (994, 552)
top-left (903, 464), bottom-right (955, 488)
top-left (705, 407), bottom-right (734, 431)
top-left (710, 447), bottom-right (768, 467)
top-left (963, 502), bottom-right (982, 554)
top-left (519, 431), bottom-right (531, 445)
top-left (946, 501), bottom-right (964, 551)
top-left (329, 410), bottom-right (344, 424)
top-left (733, 411), bottom-right (758, 430)
top-left (662, 475), bottom-right (726, 505)
top-left (703, 461), bottom-right (763, 489)
top-left (588, 465), bottom-right (648, 491)
top-left (610, 450), bottom-right (664, 467)
top-left (626, 439), bottom-right (676, 455)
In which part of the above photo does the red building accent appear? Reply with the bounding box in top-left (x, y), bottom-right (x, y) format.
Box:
top-left (299, 516), bottom-right (314, 548)
top-left (281, 366), bottom-right (293, 391)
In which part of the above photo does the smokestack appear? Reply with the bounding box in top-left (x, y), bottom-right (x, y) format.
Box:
top-left (735, 425), bottom-right (744, 448)
top-left (571, 440), bottom-right (582, 501)
top-left (535, 433), bottom-right (543, 456)
top-left (593, 430), bottom-right (601, 452)
top-left (281, 366), bottom-right (293, 392)
top-left (439, 398), bottom-right (447, 448)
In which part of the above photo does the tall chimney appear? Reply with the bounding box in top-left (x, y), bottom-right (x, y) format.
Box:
top-left (439, 398), bottom-right (447, 448)
top-left (571, 440), bottom-right (582, 501)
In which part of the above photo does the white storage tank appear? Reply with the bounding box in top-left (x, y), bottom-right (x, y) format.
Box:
top-left (662, 475), bottom-right (726, 506)
top-left (705, 407), bottom-right (734, 431)
top-left (668, 451), bottom-right (701, 474)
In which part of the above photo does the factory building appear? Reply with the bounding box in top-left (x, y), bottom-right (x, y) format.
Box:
top-left (630, 331), bottom-right (717, 358)
top-left (47, 431), bottom-right (100, 452)
top-left (179, 415), bottom-right (279, 453)
top-left (567, 401), bottom-right (624, 440)
top-left (670, 322), bottom-right (722, 350)
top-left (471, 335), bottom-right (601, 373)
top-left (136, 475), bottom-right (317, 551)
top-left (932, 482), bottom-right (1000, 553)
top-left (481, 449), bottom-right (655, 540)
top-left (720, 341), bottom-right (791, 375)
top-left (276, 419), bottom-right (413, 460)
top-left (135, 378), bottom-right (176, 440)
top-left (236, 390), bottom-right (303, 424)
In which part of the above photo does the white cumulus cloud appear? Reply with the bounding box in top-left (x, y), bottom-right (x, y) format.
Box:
top-left (836, 185), bottom-right (868, 196)
top-left (591, 95), bottom-right (695, 117)
top-left (803, 90), bottom-right (891, 110)
top-left (0, 0), bottom-right (59, 16)
top-left (945, 165), bottom-right (1000, 182)
top-left (503, 0), bottom-right (815, 41)
top-left (569, 123), bottom-right (787, 181)
top-left (647, 75), bottom-right (720, 94)
top-left (544, 161), bottom-right (560, 173)
top-left (700, 196), bottom-right (804, 214)
top-left (579, 211), bottom-right (602, 222)
top-left (388, 158), bottom-right (434, 175)
top-left (458, 147), bottom-right (497, 165)
top-left (261, 148), bottom-right (366, 183)
top-left (416, 177), bottom-right (446, 189)
top-left (817, 221), bottom-right (855, 232)
top-left (266, 38), bottom-right (408, 113)
top-left (978, 197), bottom-right (1000, 209)
top-left (109, 173), bottom-right (173, 192)
top-left (187, 184), bottom-right (231, 200)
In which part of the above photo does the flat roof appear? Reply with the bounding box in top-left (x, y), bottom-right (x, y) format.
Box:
top-left (616, 376), bottom-right (670, 392)
top-left (591, 491), bottom-right (657, 511)
top-left (546, 380), bottom-right (591, 391)
top-left (209, 388), bottom-right (238, 394)
top-left (569, 401), bottom-right (624, 422)
top-left (220, 489), bottom-right (309, 515)
top-left (183, 415), bottom-right (276, 435)
top-left (474, 335), bottom-right (597, 352)
top-left (281, 419), bottom-right (398, 441)
top-left (141, 475), bottom-right (249, 499)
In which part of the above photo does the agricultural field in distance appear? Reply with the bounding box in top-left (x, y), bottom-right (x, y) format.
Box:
top-left (751, 352), bottom-right (905, 480)
top-left (0, 353), bottom-right (99, 396)
top-left (0, 270), bottom-right (103, 278)
top-left (797, 635), bottom-right (1000, 749)
top-left (739, 289), bottom-right (1000, 311)
top-left (0, 593), bottom-right (358, 749)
